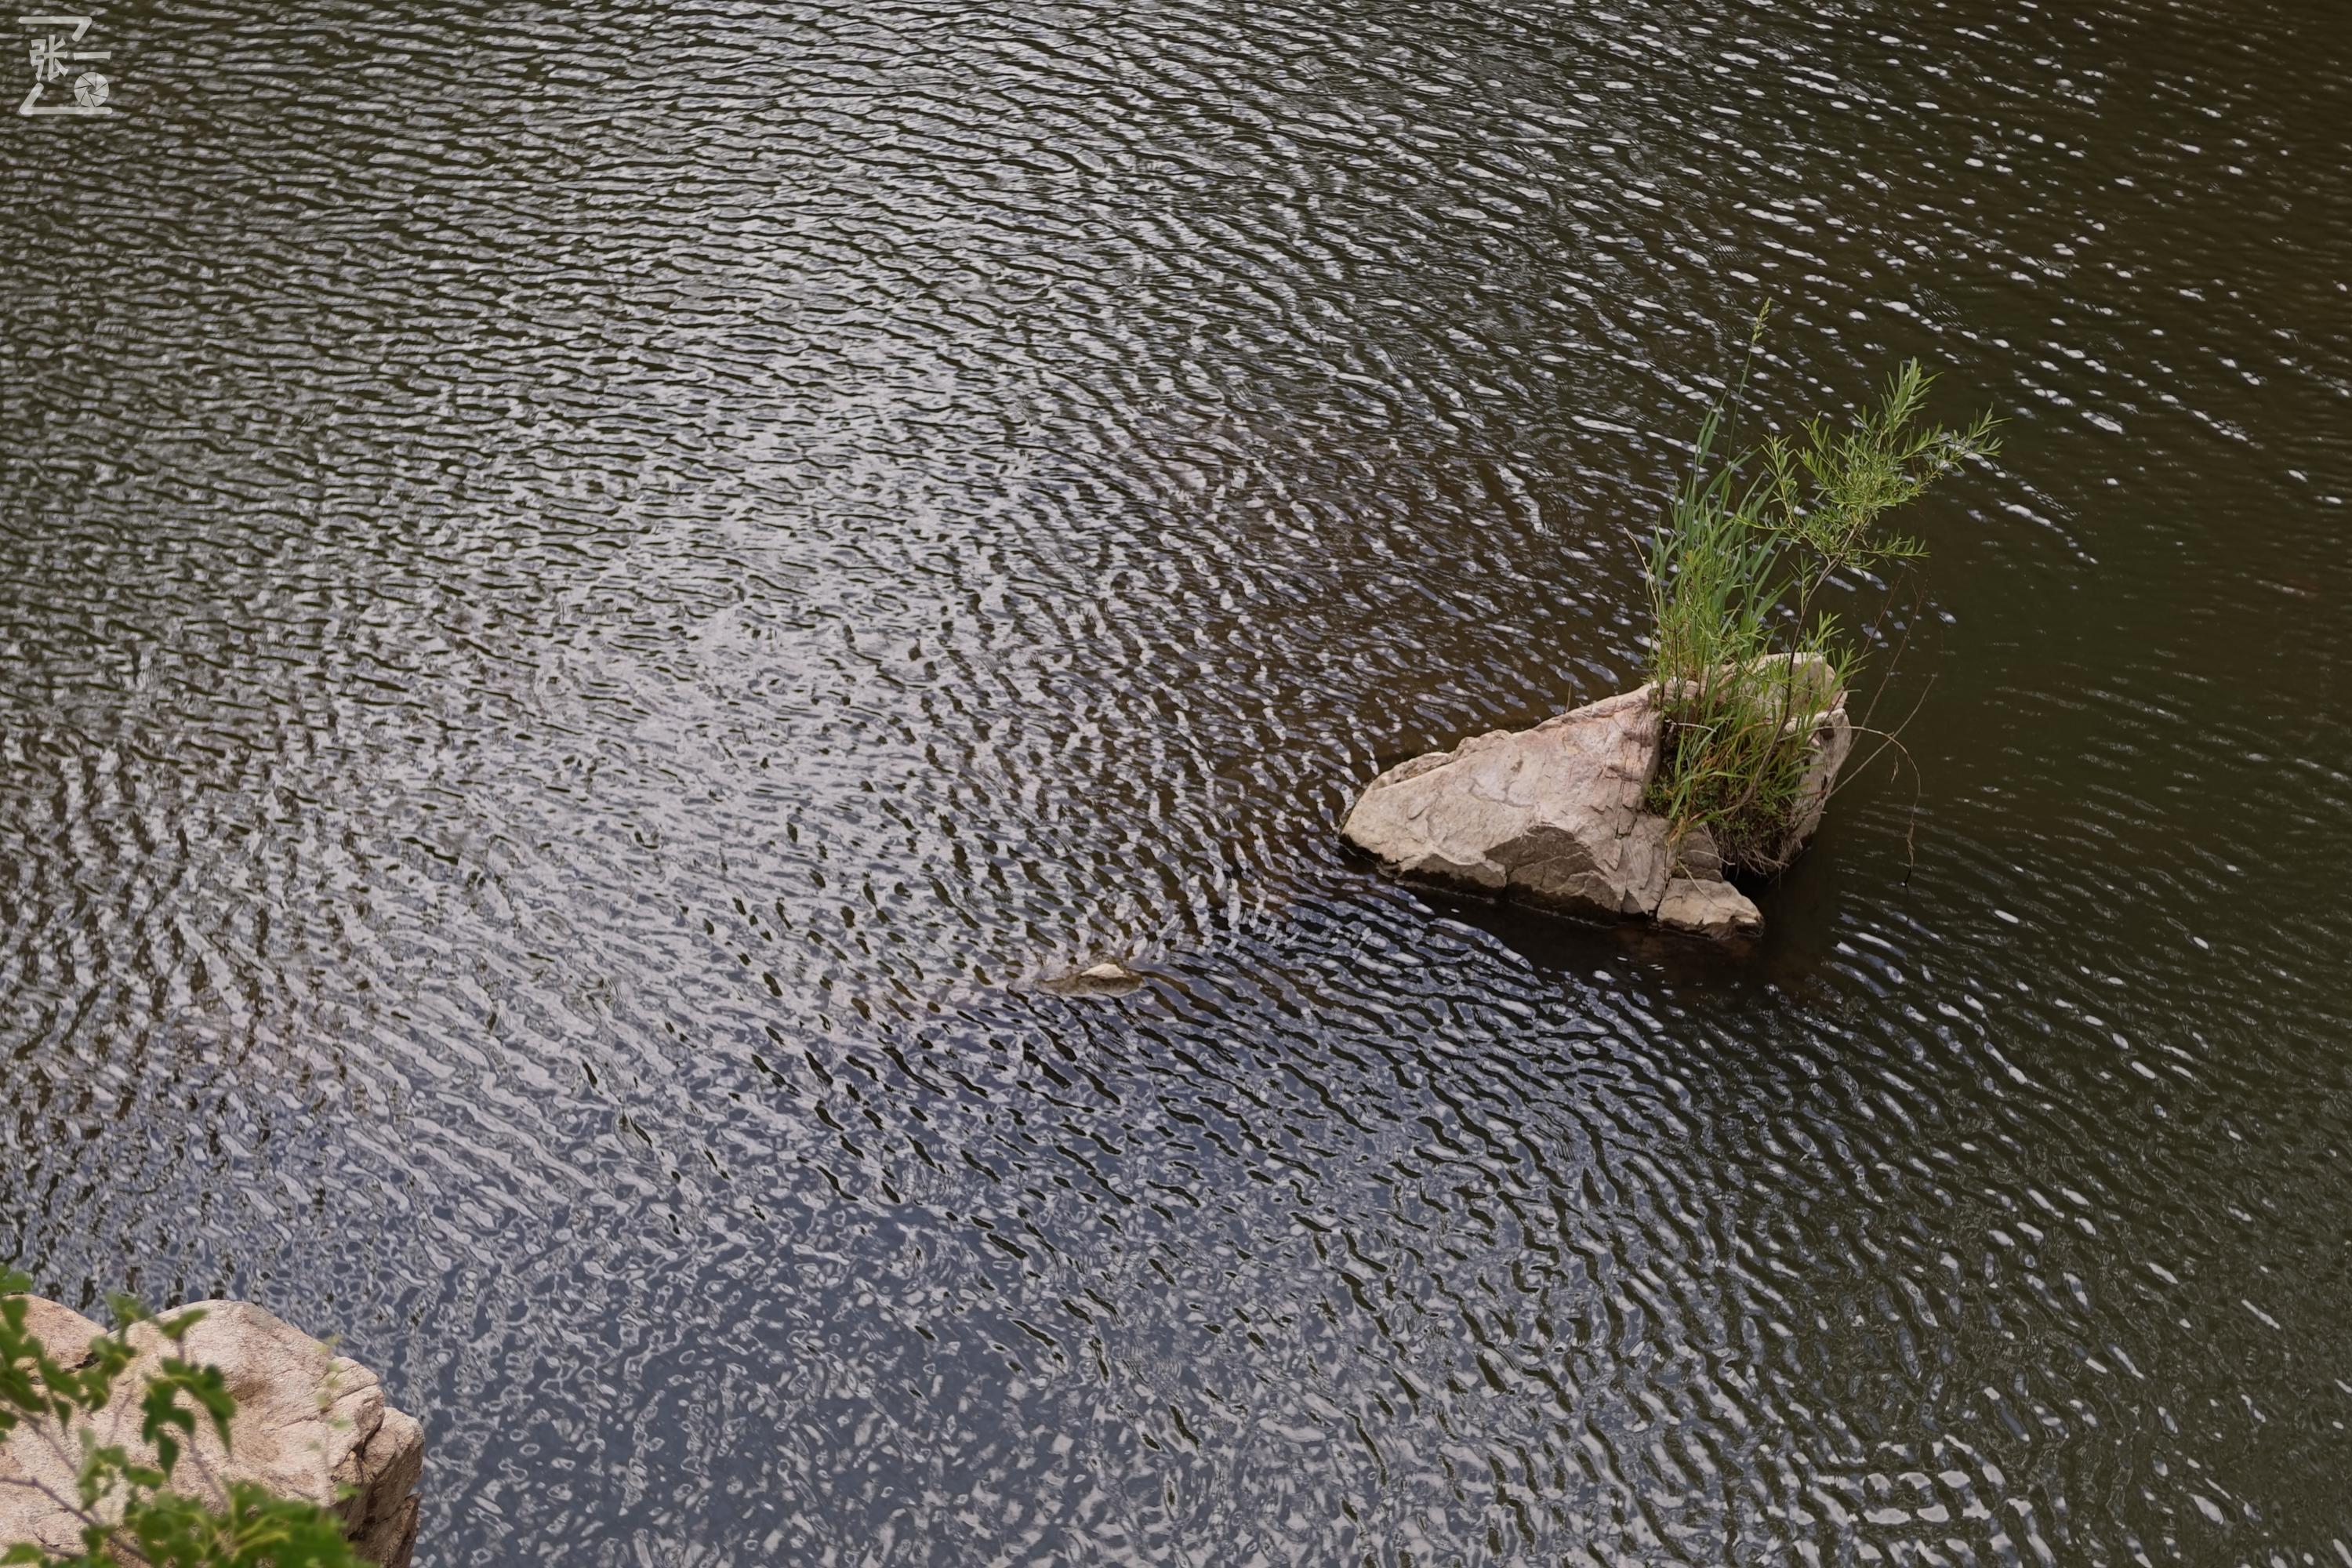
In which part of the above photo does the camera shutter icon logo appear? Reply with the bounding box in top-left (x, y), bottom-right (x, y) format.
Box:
top-left (18, 14), bottom-right (114, 117)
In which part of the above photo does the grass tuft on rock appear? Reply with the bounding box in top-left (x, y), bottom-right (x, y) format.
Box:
top-left (1644, 318), bottom-right (2000, 874)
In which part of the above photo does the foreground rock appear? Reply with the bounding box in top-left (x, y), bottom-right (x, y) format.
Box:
top-left (1340, 670), bottom-right (1850, 938)
top-left (0, 1298), bottom-right (423, 1566)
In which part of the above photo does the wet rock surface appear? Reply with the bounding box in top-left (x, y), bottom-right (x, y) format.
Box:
top-left (1042, 960), bottom-right (1146, 997)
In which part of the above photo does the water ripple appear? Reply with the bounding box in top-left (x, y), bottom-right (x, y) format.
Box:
top-left (6, 0), bottom-right (2352, 1563)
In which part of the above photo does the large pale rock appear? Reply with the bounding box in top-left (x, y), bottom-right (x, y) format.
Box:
top-left (0, 1298), bottom-right (422, 1566)
top-left (1341, 688), bottom-right (1675, 915)
top-left (1341, 670), bottom-right (1849, 938)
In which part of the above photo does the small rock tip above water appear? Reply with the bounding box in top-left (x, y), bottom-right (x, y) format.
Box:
top-left (1041, 959), bottom-right (1146, 997)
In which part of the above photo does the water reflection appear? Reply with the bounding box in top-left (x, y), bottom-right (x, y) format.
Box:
top-left (4, 0), bottom-right (2350, 1562)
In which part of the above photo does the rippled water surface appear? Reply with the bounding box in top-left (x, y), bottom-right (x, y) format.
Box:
top-left (7, 0), bottom-right (2352, 1561)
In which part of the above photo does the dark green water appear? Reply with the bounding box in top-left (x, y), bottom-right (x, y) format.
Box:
top-left (5, 1), bottom-right (2351, 1562)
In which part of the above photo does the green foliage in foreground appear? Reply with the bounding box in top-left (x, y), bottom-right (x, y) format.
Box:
top-left (1645, 318), bottom-right (2000, 871)
top-left (0, 1275), bottom-right (362, 1568)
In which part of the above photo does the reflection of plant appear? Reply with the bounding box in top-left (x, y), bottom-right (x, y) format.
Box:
top-left (1644, 312), bottom-right (2000, 872)
top-left (0, 1276), bottom-right (362, 1568)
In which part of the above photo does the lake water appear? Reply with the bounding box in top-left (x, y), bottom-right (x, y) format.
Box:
top-left (5, 0), bottom-right (2351, 1562)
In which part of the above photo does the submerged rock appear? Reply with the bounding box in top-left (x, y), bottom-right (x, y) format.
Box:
top-left (0, 1297), bottom-right (423, 1566)
top-left (1041, 960), bottom-right (1145, 997)
top-left (1340, 669), bottom-right (1849, 938)
top-left (1655, 873), bottom-right (1764, 939)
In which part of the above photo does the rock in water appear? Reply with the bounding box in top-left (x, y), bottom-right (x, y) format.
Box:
top-left (1340, 688), bottom-right (1679, 914)
top-left (1041, 960), bottom-right (1145, 996)
top-left (1340, 675), bottom-right (1849, 938)
top-left (1655, 873), bottom-right (1765, 939)
top-left (1775, 693), bottom-right (1854, 866)
top-left (0, 1297), bottom-right (423, 1566)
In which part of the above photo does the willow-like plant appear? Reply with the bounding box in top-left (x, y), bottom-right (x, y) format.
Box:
top-left (1646, 320), bottom-right (1999, 871)
top-left (0, 1277), bottom-right (362, 1568)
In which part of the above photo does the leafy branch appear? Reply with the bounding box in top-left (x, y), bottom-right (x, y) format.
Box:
top-left (1643, 314), bottom-right (2000, 871)
top-left (0, 1275), bottom-right (363, 1568)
